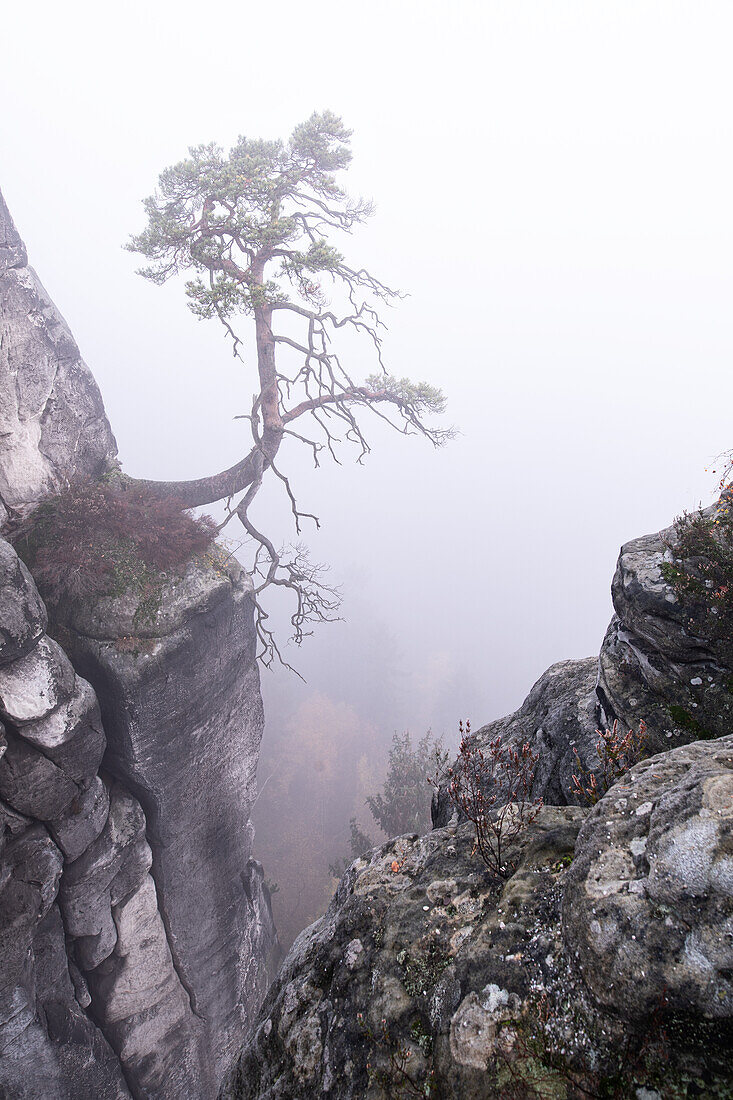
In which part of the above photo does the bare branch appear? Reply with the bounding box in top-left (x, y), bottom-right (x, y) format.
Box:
top-left (126, 112), bottom-right (452, 669)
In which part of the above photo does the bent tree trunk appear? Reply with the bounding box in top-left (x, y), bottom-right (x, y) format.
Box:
top-left (130, 299), bottom-right (283, 509)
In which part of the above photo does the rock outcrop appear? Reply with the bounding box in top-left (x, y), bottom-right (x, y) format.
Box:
top-left (224, 737), bottom-right (733, 1099)
top-left (435, 657), bottom-right (601, 820)
top-left (1, 536), bottom-right (135, 1099)
top-left (222, 805), bottom-right (587, 1100)
top-left (564, 733), bottom-right (733, 1021)
top-left (435, 505), bottom-right (733, 826)
top-left (228, 510), bottom-right (733, 1099)
top-left (0, 191), bottom-right (276, 1097)
top-left (0, 536), bottom-right (231, 1098)
top-left (57, 554), bottom-right (277, 1084)
top-left (598, 508), bottom-right (733, 745)
top-left (0, 187), bottom-right (117, 525)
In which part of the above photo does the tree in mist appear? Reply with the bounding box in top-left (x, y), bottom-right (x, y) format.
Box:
top-left (127, 111), bottom-right (452, 667)
top-left (330, 730), bottom-right (449, 875)
top-left (366, 730), bottom-right (448, 836)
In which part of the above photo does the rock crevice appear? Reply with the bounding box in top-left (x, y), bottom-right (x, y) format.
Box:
top-left (0, 190), bottom-right (276, 1098)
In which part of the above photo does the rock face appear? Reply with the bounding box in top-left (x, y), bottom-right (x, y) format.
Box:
top-left (58, 555), bottom-right (277, 1084)
top-left (433, 657), bottom-right (601, 824)
top-left (435, 508), bottom-right (733, 826)
top-left (0, 537), bottom-right (134, 1099)
top-left (598, 509), bottom-right (733, 745)
top-left (0, 536), bottom-right (232, 1099)
top-left (222, 808), bottom-right (587, 1100)
top-left (225, 740), bottom-right (733, 1098)
top-left (230, 510), bottom-right (733, 1099)
top-left (0, 191), bottom-right (275, 1098)
top-left (564, 733), bottom-right (733, 1021)
top-left (0, 186), bottom-right (117, 525)
top-left (0, 540), bottom-right (276, 1097)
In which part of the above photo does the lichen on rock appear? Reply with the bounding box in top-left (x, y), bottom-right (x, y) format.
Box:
top-left (563, 734), bottom-right (733, 1021)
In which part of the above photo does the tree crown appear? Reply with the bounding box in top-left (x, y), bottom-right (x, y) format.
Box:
top-left (127, 112), bottom-right (453, 669)
top-left (128, 111), bottom-right (380, 319)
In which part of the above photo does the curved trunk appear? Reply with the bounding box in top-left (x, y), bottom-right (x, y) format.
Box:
top-left (129, 448), bottom-right (262, 508)
top-left (130, 289), bottom-right (283, 511)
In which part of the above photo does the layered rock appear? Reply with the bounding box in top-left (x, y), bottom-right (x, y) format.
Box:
top-left (435, 506), bottom-right (733, 826)
top-left (57, 554), bottom-right (276, 1084)
top-left (0, 534), bottom-right (275, 1097)
top-left (0, 538), bottom-right (134, 1099)
top-left (0, 190), bottom-right (275, 1098)
top-left (0, 802), bottom-right (131, 1100)
top-left (225, 738), bottom-right (733, 1099)
top-left (0, 187), bottom-right (117, 526)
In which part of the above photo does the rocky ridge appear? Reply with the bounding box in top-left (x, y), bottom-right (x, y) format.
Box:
top-left (225, 511), bottom-right (733, 1099)
top-left (224, 735), bottom-right (732, 1098)
top-left (435, 502), bottom-right (733, 826)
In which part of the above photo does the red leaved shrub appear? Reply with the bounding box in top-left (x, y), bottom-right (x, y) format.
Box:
top-left (10, 478), bottom-right (218, 604)
top-left (570, 719), bottom-right (648, 806)
top-left (441, 720), bottom-right (543, 878)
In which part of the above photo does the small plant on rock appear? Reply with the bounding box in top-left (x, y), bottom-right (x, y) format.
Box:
top-left (10, 478), bottom-right (217, 607)
top-left (570, 720), bottom-right (647, 806)
top-left (661, 500), bottom-right (733, 665)
top-left (493, 990), bottom-right (672, 1099)
top-left (441, 721), bottom-right (543, 878)
top-left (357, 1014), bottom-right (437, 1099)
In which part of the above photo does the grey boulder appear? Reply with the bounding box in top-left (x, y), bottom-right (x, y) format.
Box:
top-left (0, 539), bottom-right (46, 665)
top-left (563, 733), bottom-right (733, 1020)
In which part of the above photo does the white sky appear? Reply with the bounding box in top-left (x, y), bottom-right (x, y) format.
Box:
top-left (2, 1), bottom-right (732, 734)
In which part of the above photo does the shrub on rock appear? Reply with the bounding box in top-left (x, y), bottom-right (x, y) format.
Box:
top-left (10, 478), bottom-right (217, 606)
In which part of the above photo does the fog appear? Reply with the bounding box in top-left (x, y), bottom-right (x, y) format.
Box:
top-left (3, 0), bottom-right (733, 943)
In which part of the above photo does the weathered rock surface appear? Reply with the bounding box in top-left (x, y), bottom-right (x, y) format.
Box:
top-left (0, 635), bottom-right (75, 724)
top-left (85, 869), bottom-right (210, 1100)
top-left (225, 752), bottom-right (732, 1098)
top-left (563, 733), bottom-right (733, 1021)
top-left (598, 508), bottom-right (733, 746)
top-left (0, 536), bottom-right (210, 1098)
top-left (0, 186), bottom-right (276, 1098)
top-left (49, 775), bottom-right (110, 862)
top-left (433, 657), bottom-right (601, 824)
top-left (0, 804), bottom-right (131, 1100)
top-left (223, 808), bottom-right (586, 1100)
top-left (0, 531), bottom-right (276, 1097)
top-left (0, 538), bottom-right (46, 663)
top-left (59, 554), bottom-right (277, 1084)
top-left (0, 188), bottom-right (117, 526)
top-left (435, 507), bottom-right (733, 827)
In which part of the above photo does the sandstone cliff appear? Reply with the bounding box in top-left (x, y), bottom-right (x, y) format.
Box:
top-left (0, 190), bottom-right (275, 1098)
top-left (224, 513), bottom-right (733, 1099)
top-left (223, 735), bottom-right (732, 1098)
top-left (433, 501), bottom-right (733, 825)
top-left (0, 188), bottom-right (117, 524)
top-left (57, 555), bottom-right (275, 1085)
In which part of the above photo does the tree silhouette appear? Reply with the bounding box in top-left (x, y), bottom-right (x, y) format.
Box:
top-left (128, 111), bottom-right (452, 667)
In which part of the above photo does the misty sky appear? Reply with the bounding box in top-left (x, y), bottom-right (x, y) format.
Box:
top-left (2, 2), bottom-right (733, 740)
